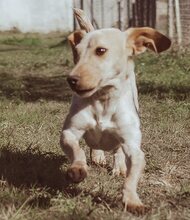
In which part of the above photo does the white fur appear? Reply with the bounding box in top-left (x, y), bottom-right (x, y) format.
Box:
top-left (61, 28), bottom-right (145, 210)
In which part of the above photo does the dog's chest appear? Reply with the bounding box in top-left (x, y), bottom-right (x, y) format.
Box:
top-left (96, 116), bottom-right (115, 132)
top-left (93, 98), bottom-right (117, 130)
top-left (84, 120), bottom-right (119, 151)
top-left (83, 99), bottom-right (120, 150)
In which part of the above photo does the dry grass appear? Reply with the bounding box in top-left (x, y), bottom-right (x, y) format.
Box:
top-left (0, 33), bottom-right (189, 220)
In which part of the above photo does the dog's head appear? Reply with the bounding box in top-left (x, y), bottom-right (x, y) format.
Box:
top-left (67, 27), bottom-right (171, 98)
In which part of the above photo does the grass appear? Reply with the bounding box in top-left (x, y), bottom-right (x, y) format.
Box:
top-left (0, 33), bottom-right (189, 219)
top-left (0, 37), bottom-right (42, 46)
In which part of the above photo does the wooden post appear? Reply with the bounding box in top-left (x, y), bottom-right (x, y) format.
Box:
top-left (139, 0), bottom-right (144, 26)
top-left (118, 1), bottom-right (121, 29)
top-left (168, 0), bottom-right (174, 39)
top-left (146, 0), bottom-right (150, 26)
top-left (152, 0), bottom-right (156, 27)
top-left (91, 0), bottom-right (94, 25)
top-left (127, 0), bottom-right (132, 27)
top-left (175, 0), bottom-right (182, 44)
top-left (80, 0), bottom-right (84, 10)
top-left (101, 0), bottom-right (104, 28)
top-left (132, 2), bottom-right (136, 26)
top-left (73, 1), bottom-right (76, 30)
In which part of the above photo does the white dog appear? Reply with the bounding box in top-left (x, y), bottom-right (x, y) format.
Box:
top-left (60, 27), bottom-right (171, 213)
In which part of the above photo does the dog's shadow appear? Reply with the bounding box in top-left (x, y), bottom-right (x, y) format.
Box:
top-left (0, 147), bottom-right (83, 196)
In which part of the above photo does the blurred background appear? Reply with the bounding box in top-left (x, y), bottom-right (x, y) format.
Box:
top-left (0, 0), bottom-right (189, 46)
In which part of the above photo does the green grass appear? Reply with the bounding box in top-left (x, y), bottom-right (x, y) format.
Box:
top-left (0, 33), bottom-right (189, 219)
top-left (0, 37), bottom-right (42, 46)
top-left (136, 52), bottom-right (190, 100)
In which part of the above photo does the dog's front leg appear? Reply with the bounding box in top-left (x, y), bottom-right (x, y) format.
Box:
top-left (121, 127), bottom-right (146, 214)
top-left (60, 129), bottom-right (87, 183)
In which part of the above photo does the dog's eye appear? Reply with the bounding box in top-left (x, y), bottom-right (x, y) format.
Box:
top-left (95, 47), bottom-right (107, 56)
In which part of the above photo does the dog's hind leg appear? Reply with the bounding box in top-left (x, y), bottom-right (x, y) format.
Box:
top-left (121, 127), bottom-right (146, 214)
top-left (112, 147), bottom-right (127, 177)
top-left (90, 149), bottom-right (106, 166)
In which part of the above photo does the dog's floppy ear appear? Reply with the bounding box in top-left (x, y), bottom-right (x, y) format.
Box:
top-left (68, 30), bottom-right (86, 64)
top-left (125, 27), bottom-right (171, 55)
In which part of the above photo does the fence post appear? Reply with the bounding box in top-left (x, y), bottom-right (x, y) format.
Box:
top-left (168, 0), bottom-right (174, 39)
top-left (73, 0), bottom-right (76, 30)
top-left (152, 0), bottom-right (156, 27)
top-left (118, 0), bottom-right (121, 29)
top-left (146, 0), bottom-right (150, 26)
top-left (127, 0), bottom-right (133, 27)
top-left (101, 0), bottom-right (104, 28)
top-left (80, 0), bottom-right (84, 9)
top-left (132, 0), bottom-right (136, 26)
top-left (91, 0), bottom-right (94, 25)
top-left (175, 0), bottom-right (182, 44)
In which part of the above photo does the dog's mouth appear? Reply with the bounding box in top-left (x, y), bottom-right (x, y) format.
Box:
top-left (74, 88), bottom-right (96, 97)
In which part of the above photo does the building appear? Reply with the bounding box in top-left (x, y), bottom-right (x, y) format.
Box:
top-left (0, 0), bottom-right (73, 33)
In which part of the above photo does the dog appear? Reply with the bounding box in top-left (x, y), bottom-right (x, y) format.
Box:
top-left (60, 27), bottom-right (171, 213)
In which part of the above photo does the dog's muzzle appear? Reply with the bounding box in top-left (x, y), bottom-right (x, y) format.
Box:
top-left (67, 76), bottom-right (95, 97)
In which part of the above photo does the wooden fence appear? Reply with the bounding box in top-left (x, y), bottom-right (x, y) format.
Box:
top-left (73, 0), bottom-right (156, 31)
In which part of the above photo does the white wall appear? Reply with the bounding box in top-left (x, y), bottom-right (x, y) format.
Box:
top-left (0, 0), bottom-right (73, 33)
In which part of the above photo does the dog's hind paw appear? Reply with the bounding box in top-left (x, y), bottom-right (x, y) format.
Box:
top-left (91, 150), bottom-right (106, 166)
top-left (112, 165), bottom-right (127, 177)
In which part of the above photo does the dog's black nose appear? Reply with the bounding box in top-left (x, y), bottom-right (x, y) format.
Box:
top-left (67, 76), bottom-right (79, 87)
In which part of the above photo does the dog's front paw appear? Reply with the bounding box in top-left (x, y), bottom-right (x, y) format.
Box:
top-left (67, 162), bottom-right (87, 183)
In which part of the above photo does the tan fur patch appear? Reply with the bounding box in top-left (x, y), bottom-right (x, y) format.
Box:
top-left (71, 64), bottom-right (101, 90)
top-left (126, 27), bottom-right (171, 54)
